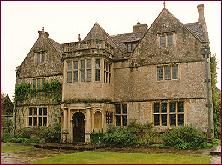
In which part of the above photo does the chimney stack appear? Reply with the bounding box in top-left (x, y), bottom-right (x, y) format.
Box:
top-left (78, 34), bottom-right (81, 41)
top-left (38, 27), bottom-right (49, 38)
top-left (197, 4), bottom-right (205, 25)
top-left (133, 22), bottom-right (148, 33)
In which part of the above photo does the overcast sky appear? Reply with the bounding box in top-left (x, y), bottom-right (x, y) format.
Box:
top-left (1, 1), bottom-right (221, 100)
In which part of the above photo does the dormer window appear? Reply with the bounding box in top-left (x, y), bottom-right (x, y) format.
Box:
top-left (159, 33), bottom-right (174, 48)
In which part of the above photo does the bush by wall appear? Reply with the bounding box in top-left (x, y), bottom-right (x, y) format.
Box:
top-left (91, 122), bottom-right (157, 147)
top-left (162, 126), bottom-right (208, 149)
top-left (3, 123), bottom-right (61, 144)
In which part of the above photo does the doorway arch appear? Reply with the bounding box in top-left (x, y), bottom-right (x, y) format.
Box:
top-left (72, 112), bottom-right (85, 143)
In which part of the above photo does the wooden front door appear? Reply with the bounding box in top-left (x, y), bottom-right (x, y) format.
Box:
top-left (72, 112), bottom-right (85, 143)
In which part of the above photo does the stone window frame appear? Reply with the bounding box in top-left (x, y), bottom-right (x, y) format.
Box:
top-left (32, 78), bottom-right (45, 91)
top-left (28, 107), bottom-right (48, 127)
top-left (153, 101), bottom-right (184, 127)
top-left (115, 104), bottom-right (127, 127)
top-left (157, 64), bottom-right (179, 81)
top-left (66, 59), bottom-right (92, 83)
top-left (158, 32), bottom-right (175, 48)
top-left (104, 60), bottom-right (111, 83)
top-left (35, 51), bottom-right (46, 65)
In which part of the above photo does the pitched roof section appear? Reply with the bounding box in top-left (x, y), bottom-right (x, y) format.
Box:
top-left (111, 32), bottom-right (145, 53)
top-left (84, 23), bottom-right (109, 41)
top-left (184, 22), bottom-right (206, 42)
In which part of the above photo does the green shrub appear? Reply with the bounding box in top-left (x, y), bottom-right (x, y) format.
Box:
top-left (90, 132), bottom-right (104, 144)
top-left (40, 123), bottom-right (61, 143)
top-left (93, 122), bottom-right (157, 147)
top-left (162, 126), bottom-right (208, 149)
top-left (14, 122), bottom-right (61, 144)
top-left (2, 133), bottom-right (13, 142)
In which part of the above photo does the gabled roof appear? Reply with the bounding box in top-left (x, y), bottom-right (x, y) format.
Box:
top-left (84, 23), bottom-right (109, 41)
top-left (84, 23), bottom-right (119, 49)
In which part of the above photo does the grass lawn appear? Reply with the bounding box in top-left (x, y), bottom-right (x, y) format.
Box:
top-left (1, 143), bottom-right (34, 153)
top-left (32, 151), bottom-right (211, 164)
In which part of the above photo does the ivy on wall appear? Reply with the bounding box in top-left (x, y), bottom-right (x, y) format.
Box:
top-left (15, 80), bottom-right (62, 103)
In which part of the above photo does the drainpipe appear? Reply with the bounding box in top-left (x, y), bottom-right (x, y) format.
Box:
top-left (201, 46), bottom-right (214, 140)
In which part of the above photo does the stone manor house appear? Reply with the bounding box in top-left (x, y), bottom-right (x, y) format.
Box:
top-left (15, 4), bottom-right (213, 143)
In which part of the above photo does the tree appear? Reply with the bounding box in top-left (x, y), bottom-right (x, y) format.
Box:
top-left (2, 94), bottom-right (14, 115)
top-left (210, 54), bottom-right (221, 139)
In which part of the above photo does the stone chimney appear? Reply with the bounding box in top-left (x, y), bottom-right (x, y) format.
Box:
top-left (197, 4), bottom-right (205, 25)
top-left (197, 4), bottom-right (209, 41)
top-left (133, 22), bottom-right (148, 33)
top-left (38, 27), bottom-right (49, 38)
top-left (78, 34), bottom-right (81, 41)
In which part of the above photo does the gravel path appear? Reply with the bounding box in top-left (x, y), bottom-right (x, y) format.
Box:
top-left (1, 153), bottom-right (29, 164)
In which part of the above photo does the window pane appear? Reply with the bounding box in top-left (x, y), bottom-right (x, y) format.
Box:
top-left (37, 53), bottom-right (41, 64)
top-left (37, 79), bottom-right (41, 90)
top-left (95, 69), bottom-right (100, 81)
top-left (29, 108), bottom-right (32, 115)
top-left (42, 78), bottom-right (45, 86)
top-left (178, 114), bottom-right (184, 126)
top-left (122, 104), bottom-right (127, 114)
top-left (167, 34), bottom-right (173, 46)
top-left (154, 114), bottom-right (160, 126)
top-left (115, 104), bottom-right (121, 114)
top-left (81, 60), bottom-right (85, 69)
top-left (178, 102), bottom-right (184, 112)
top-left (95, 59), bottom-right (100, 69)
top-left (160, 36), bottom-right (166, 47)
top-left (86, 59), bottom-right (91, 69)
top-left (81, 69), bottom-right (85, 82)
top-left (28, 117), bottom-right (32, 126)
top-left (154, 102), bottom-right (160, 113)
top-left (38, 117), bottom-right (42, 126)
top-left (127, 43), bottom-right (132, 52)
top-left (170, 114), bottom-right (176, 126)
top-left (32, 79), bottom-right (36, 89)
top-left (33, 117), bottom-right (37, 126)
top-left (33, 108), bottom-right (37, 115)
top-left (157, 66), bottom-right (163, 81)
top-left (43, 117), bottom-right (47, 126)
top-left (161, 114), bottom-right (167, 126)
top-left (39, 108), bottom-right (42, 116)
top-left (67, 71), bottom-right (72, 83)
top-left (123, 115), bottom-right (127, 126)
top-left (73, 71), bottom-right (78, 82)
top-left (86, 69), bottom-right (91, 82)
top-left (164, 65), bottom-right (171, 80)
top-left (116, 116), bottom-right (121, 126)
top-left (43, 108), bottom-right (47, 115)
top-left (172, 64), bottom-right (178, 79)
top-left (67, 61), bottom-right (72, 71)
top-left (170, 102), bottom-right (176, 112)
top-left (161, 102), bottom-right (167, 113)
top-left (106, 112), bottom-right (113, 124)
top-left (41, 52), bottom-right (45, 63)
top-left (73, 61), bottom-right (78, 70)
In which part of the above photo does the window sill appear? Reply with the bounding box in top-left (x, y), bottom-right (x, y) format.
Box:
top-left (157, 79), bottom-right (179, 82)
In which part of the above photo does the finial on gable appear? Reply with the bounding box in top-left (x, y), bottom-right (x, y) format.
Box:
top-left (163, 1), bottom-right (166, 9)
top-left (42, 27), bottom-right (44, 32)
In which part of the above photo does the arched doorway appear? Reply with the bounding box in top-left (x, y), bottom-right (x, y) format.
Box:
top-left (72, 112), bottom-right (85, 143)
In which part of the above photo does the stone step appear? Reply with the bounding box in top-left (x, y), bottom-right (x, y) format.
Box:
top-left (210, 146), bottom-right (221, 156)
top-left (34, 143), bottom-right (105, 151)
